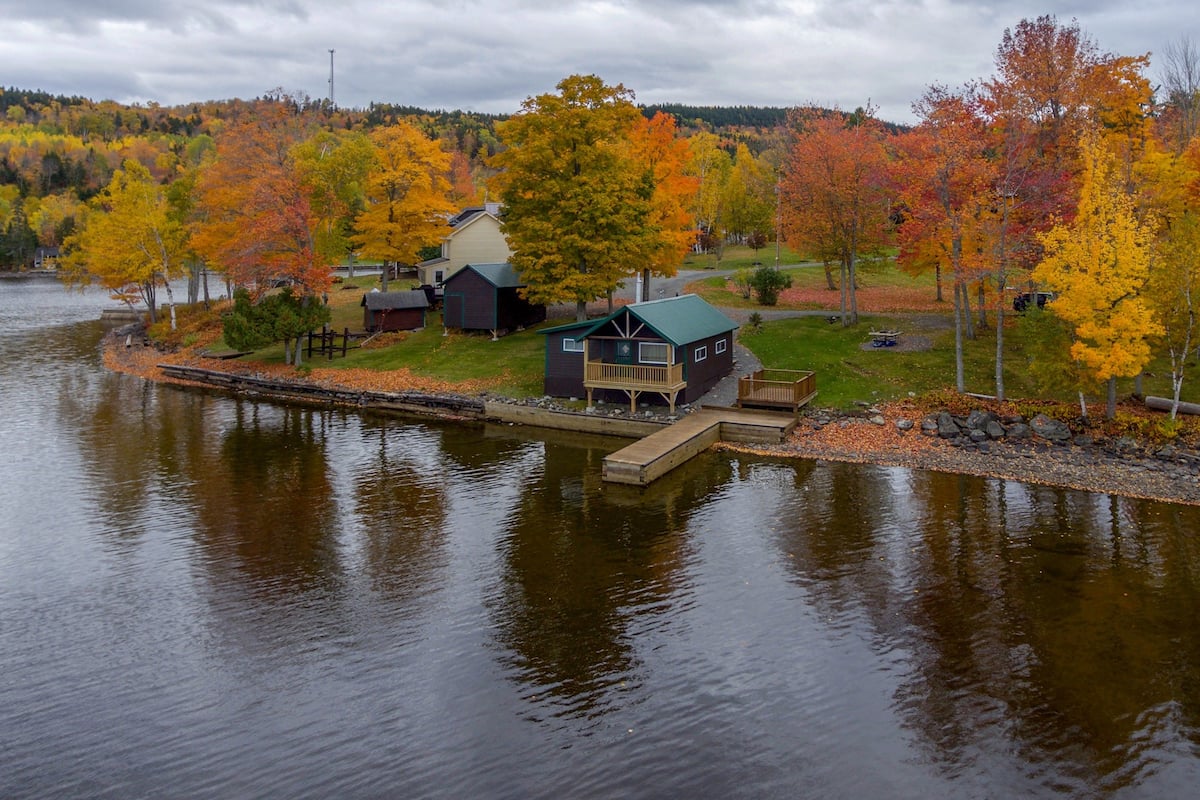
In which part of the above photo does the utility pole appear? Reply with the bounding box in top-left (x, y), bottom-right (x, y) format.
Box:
top-left (328, 49), bottom-right (335, 108)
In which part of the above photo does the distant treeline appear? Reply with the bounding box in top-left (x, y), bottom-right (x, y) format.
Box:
top-left (641, 104), bottom-right (791, 129)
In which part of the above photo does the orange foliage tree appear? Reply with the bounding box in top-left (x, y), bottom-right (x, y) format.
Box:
top-left (780, 107), bottom-right (892, 326)
top-left (628, 110), bottom-right (699, 298)
top-left (191, 102), bottom-right (332, 299)
top-left (895, 86), bottom-right (997, 393)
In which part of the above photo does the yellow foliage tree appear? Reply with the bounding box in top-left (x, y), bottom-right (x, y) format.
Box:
top-left (1034, 131), bottom-right (1162, 418)
top-left (62, 159), bottom-right (187, 328)
top-left (352, 121), bottom-right (455, 291)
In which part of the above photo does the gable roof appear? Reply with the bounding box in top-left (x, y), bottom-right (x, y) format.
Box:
top-left (447, 262), bottom-right (524, 288)
top-left (448, 202), bottom-right (502, 228)
top-left (582, 294), bottom-right (738, 346)
top-left (361, 290), bottom-right (429, 311)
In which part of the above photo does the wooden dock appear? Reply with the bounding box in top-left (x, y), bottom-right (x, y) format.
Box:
top-left (602, 407), bottom-right (797, 486)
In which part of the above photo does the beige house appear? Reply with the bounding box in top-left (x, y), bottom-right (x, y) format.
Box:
top-left (416, 203), bottom-right (512, 288)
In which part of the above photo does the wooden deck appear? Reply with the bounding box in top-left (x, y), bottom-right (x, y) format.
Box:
top-left (585, 360), bottom-right (687, 412)
top-left (736, 369), bottom-right (817, 413)
top-left (602, 407), bottom-right (797, 486)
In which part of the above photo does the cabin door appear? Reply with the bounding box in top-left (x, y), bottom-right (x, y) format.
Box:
top-left (615, 340), bottom-right (633, 365)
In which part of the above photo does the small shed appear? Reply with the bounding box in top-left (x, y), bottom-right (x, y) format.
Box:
top-left (542, 294), bottom-right (738, 412)
top-left (442, 262), bottom-right (546, 338)
top-left (361, 290), bottom-right (429, 332)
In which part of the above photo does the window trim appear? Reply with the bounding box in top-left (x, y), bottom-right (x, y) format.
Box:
top-left (638, 341), bottom-right (670, 365)
top-left (715, 337), bottom-right (727, 355)
top-left (562, 337), bottom-right (585, 353)
top-left (694, 345), bottom-right (707, 362)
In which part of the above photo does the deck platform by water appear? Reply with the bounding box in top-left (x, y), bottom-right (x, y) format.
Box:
top-left (602, 407), bottom-right (797, 486)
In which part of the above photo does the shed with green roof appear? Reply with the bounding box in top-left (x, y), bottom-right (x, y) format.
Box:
top-left (442, 262), bottom-right (546, 339)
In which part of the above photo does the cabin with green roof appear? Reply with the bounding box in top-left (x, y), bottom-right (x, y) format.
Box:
top-left (541, 294), bottom-right (738, 413)
top-left (442, 262), bottom-right (546, 339)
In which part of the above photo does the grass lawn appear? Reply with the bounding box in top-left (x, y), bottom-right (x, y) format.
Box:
top-left (740, 312), bottom-right (1200, 411)
top-left (682, 242), bottom-right (807, 271)
top-left (688, 259), bottom-right (946, 313)
top-left (338, 310), bottom-right (548, 397)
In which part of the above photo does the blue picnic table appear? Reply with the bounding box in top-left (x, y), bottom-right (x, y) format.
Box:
top-left (869, 330), bottom-right (902, 347)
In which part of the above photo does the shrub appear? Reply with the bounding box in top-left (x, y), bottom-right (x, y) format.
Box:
top-left (749, 265), bottom-right (792, 306)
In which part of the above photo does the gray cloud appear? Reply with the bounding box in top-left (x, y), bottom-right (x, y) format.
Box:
top-left (0, 0), bottom-right (1192, 123)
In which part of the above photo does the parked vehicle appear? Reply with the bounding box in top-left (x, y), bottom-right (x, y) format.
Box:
top-left (1013, 291), bottom-right (1055, 312)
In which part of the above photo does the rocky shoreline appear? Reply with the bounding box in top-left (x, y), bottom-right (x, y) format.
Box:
top-left (722, 405), bottom-right (1200, 506)
top-left (105, 327), bottom-right (1200, 507)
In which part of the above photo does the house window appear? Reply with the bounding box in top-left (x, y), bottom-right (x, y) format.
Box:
top-left (694, 345), bottom-right (707, 362)
top-left (434, 270), bottom-right (444, 285)
top-left (639, 342), bottom-right (670, 365)
top-left (562, 338), bottom-right (585, 353)
top-left (715, 338), bottom-right (727, 355)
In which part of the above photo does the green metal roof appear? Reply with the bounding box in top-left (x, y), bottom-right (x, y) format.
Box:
top-left (538, 319), bottom-right (594, 335)
top-left (582, 294), bottom-right (738, 346)
top-left (460, 262), bottom-right (524, 288)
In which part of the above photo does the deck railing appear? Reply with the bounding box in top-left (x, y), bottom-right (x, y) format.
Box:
top-left (585, 361), bottom-right (685, 391)
top-left (737, 369), bottom-right (817, 411)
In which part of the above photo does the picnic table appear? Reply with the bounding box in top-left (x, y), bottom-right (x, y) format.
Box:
top-left (869, 330), bottom-right (902, 347)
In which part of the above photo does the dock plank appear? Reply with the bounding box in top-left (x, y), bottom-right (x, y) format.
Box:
top-left (602, 408), bottom-right (795, 486)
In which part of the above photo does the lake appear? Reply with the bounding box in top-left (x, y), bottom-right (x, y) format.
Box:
top-left (2, 276), bottom-right (1199, 798)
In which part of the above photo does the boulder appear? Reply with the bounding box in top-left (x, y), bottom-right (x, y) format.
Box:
top-left (937, 411), bottom-right (961, 439)
top-left (1007, 422), bottom-right (1032, 440)
top-left (1030, 413), bottom-right (1071, 442)
top-left (985, 420), bottom-right (1007, 440)
top-left (896, 418), bottom-right (915, 432)
top-left (965, 409), bottom-right (996, 431)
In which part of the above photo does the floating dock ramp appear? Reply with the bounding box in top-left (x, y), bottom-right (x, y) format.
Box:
top-left (602, 407), bottom-right (797, 486)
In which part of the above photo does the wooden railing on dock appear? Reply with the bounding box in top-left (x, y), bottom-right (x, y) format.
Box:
top-left (584, 361), bottom-right (685, 391)
top-left (737, 369), bottom-right (817, 413)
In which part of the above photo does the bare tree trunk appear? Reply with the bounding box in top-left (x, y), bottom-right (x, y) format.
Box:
top-left (935, 264), bottom-right (943, 302)
top-left (1079, 391), bottom-right (1088, 420)
top-left (995, 306), bottom-right (1006, 402)
top-left (381, 261), bottom-right (390, 292)
top-left (161, 276), bottom-right (177, 332)
top-left (824, 261), bottom-right (836, 291)
top-left (962, 284), bottom-right (975, 341)
top-left (839, 260), bottom-right (849, 327)
top-left (576, 299), bottom-right (587, 323)
top-left (976, 281), bottom-right (988, 329)
top-left (954, 280), bottom-right (965, 393)
top-left (1106, 376), bottom-right (1117, 420)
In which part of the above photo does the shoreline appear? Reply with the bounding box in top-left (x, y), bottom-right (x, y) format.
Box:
top-left (104, 333), bottom-right (1200, 508)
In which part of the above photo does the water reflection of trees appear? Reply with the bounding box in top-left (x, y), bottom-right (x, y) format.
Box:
top-left (490, 442), bottom-right (730, 722)
top-left (190, 401), bottom-right (340, 592)
top-left (352, 416), bottom-right (450, 603)
top-left (772, 463), bottom-right (1200, 793)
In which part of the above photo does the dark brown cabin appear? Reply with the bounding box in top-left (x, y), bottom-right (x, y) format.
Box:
top-left (442, 263), bottom-right (546, 339)
top-left (361, 290), bottom-right (429, 332)
top-left (541, 294), bottom-right (738, 413)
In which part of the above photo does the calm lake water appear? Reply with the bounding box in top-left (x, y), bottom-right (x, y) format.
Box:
top-left (2, 276), bottom-right (1200, 798)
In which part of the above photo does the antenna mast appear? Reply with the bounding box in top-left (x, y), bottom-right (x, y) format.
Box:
top-left (328, 49), bottom-right (335, 107)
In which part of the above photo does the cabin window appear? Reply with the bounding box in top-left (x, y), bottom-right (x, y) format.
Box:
top-left (694, 345), bottom-right (707, 362)
top-left (715, 338), bottom-right (727, 355)
top-left (434, 270), bottom-right (444, 285)
top-left (638, 342), bottom-right (670, 365)
top-left (562, 338), bottom-right (585, 353)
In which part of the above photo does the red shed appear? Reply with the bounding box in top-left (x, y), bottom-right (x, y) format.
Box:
top-left (361, 290), bottom-right (429, 332)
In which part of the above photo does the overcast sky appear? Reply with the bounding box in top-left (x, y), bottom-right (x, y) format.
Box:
top-left (1, 0), bottom-right (1192, 124)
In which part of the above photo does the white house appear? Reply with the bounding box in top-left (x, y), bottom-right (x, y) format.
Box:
top-left (416, 203), bottom-right (512, 288)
